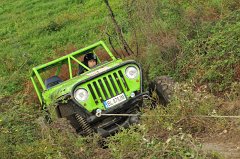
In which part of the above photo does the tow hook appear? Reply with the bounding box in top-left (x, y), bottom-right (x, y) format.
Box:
top-left (96, 109), bottom-right (102, 117)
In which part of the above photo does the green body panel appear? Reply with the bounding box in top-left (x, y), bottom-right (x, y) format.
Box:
top-left (31, 41), bottom-right (141, 113)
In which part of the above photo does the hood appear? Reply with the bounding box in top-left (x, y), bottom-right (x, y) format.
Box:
top-left (42, 59), bottom-right (124, 105)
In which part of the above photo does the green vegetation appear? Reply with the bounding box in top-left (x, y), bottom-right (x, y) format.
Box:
top-left (0, 0), bottom-right (239, 158)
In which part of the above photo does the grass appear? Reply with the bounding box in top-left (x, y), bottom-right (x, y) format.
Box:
top-left (0, 0), bottom-right (126, 96)
top-left (0, 0), bottom-right (240, 158)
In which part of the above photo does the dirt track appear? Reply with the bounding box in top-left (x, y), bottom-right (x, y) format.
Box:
top-left (200, 129), bottom-right (240, 158)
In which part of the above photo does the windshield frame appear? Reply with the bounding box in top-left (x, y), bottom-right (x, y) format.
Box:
top-left (30, 41), bottom-right (116, 105)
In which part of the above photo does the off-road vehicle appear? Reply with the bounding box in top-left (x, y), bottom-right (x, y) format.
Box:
top-left (31, 41), bottom-right (173, 137)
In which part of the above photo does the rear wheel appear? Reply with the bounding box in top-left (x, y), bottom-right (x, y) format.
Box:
top-left (148, 76), bottom-right (174, 106)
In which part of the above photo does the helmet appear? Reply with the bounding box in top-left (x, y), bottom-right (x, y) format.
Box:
top-left (84, 53), bottom-right (97, 65)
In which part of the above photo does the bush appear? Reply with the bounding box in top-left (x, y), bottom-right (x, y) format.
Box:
top-left (176, 10), bottom-right (240, 93)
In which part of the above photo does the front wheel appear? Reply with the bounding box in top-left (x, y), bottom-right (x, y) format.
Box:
top-left (148, 76), bottom-right (174, 106)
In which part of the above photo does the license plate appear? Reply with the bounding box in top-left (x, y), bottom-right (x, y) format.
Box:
top-left (103, 93), bottom-right (126, 108)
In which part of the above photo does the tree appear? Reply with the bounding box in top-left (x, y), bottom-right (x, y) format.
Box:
top-left (103, 0), bottom-right (134, 56)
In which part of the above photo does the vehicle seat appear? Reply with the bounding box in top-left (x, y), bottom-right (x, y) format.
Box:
top-left (78, 64), bottom-right (86, 75)
top-left (45, 76), bottom-right (63, 89)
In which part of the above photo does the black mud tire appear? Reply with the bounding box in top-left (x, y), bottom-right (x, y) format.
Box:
top-left (148, 76), bottom-right (174, 106)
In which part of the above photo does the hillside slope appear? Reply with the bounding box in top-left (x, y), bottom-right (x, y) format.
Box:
top-left (0, 0), bottom-right (240, 158)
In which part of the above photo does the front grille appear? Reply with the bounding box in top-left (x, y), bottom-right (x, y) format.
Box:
top-left (87, 70), bottom-right (129, 104)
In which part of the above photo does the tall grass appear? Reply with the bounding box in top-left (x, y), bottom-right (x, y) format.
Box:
top-left (0, 0), bottom-right (240, 158)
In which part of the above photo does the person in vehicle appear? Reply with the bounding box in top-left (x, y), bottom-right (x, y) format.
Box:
top-left (85, 53), bottom-right (97, 68)
top-left (78, 53), bottom-right (98, 74)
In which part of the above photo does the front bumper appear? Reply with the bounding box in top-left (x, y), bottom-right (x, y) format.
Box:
top-left (87, 91), bottom-right (149, 123)
top-left (86, 91), bottom-right (149, 137)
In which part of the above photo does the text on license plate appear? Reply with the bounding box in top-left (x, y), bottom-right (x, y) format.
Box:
top-left (103, 93), bottom-right (126, 108)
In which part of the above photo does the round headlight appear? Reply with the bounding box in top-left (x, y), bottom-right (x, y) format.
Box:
top-left (74, 88), bottom-right (89, 102)
top-left (125, 66), bottom-right (139, 79)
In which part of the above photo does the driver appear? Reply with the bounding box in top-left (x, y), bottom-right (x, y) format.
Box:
top-left (84, 53), bottom-right (97, 68)
top-left (78, 53), bottom-right (98, 74)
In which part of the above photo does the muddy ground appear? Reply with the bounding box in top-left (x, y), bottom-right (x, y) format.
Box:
top-left (201, 130), bottom-right (240, 158)
top-left (199, 115), bottom-right (240, 158)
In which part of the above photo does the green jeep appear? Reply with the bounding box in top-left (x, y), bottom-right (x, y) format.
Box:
top-left (31, 41), bottom-right (173, 137)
